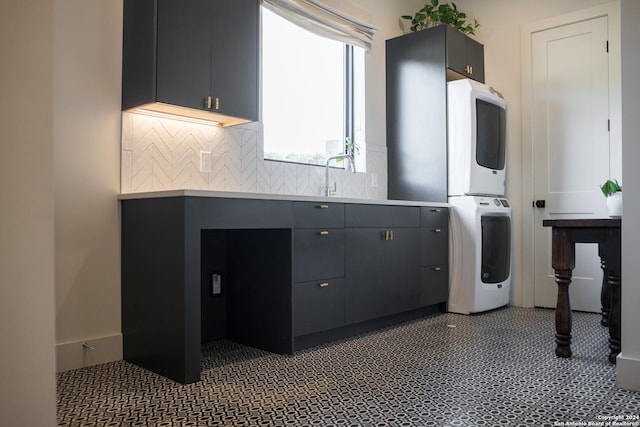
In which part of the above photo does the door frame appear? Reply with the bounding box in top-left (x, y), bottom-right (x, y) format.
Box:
top-left (520, 1), bottom-right (621, 307)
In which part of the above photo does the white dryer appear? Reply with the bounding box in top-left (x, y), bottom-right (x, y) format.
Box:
top-left (448, 196), bottom-right (511, 314)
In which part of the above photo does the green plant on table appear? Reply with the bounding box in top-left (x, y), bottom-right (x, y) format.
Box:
top-left (402, 0), bottom-right (479, 34)
top-left (600, 179), bottom-right (622, 197)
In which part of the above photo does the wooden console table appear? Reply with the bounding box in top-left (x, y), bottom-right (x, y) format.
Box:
top-left (542, 218), bottom-right (621, 363)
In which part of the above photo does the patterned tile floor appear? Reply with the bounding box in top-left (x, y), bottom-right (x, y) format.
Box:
top-left (57, 307), bottom-right (640, 426)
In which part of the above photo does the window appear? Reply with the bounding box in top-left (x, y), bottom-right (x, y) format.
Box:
top-left (262, 7), bottom-right (365, 167)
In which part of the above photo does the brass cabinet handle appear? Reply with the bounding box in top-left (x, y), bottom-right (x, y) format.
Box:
top-left (465, 65), bottom-right (473, 74)
top-left (215, 97), bottom-right (220, 110)
top-left (319, 204), bottom-right (329, 209)
top-left (430, 208), bottom-right (441, 212)
top-left (433, 228), bottom-right (442, 233)
top-left (206, 96), bottom-right (212, 109)
top-left (319, 231), bottom-right (329, 235)
top-left (384, 230), bottom-right (389, 240)
top-left (390, 230), bottom-right (394, 240)
top-left (319, 282), bottom-right (330, 288)
top-left (433, 267), bottom-right (442, 271)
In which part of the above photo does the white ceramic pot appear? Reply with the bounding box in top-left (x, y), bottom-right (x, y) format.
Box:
top-left (606, 192), bottom-right (622, 217)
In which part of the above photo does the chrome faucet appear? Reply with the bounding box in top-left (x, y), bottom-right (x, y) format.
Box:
top-left (324, 154), bottom-right (356, 197)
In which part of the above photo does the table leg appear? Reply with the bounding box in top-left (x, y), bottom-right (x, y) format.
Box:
top-left (555, 268), bottom-right (573, 358)
top-left (600, 257), bottom-right (610, 327)
top-left (608, 271), bottom-right (621, 364)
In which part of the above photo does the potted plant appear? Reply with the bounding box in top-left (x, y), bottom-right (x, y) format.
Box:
top-left (402, 0), bottom-right (479, 34)
top-left (600, 179), bottom-right (622, 217)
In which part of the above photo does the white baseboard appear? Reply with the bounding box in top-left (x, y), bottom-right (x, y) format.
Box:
top-left (56, 334), bottom-right (122, 372)
top-left (616, 353), bottom-right (640, 391)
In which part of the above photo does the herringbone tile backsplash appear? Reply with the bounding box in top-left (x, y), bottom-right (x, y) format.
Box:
top-left (121, 112), bottom-right (387, 199)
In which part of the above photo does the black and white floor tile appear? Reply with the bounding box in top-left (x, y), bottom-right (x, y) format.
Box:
top-left (57, 307), bottom-right (640, 426)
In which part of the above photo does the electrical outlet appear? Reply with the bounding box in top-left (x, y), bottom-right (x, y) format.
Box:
top-left (212, 273), bottom-right (222, 295)
top-left (200, 151), bottom-right (212, 172)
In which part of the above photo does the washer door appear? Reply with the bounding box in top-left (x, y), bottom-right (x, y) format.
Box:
top-left (481, 215), bottom-right (511, 284)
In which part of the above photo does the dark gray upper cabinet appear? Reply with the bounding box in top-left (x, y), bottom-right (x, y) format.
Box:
top-left (122, 0), bottom-right (259, 123)
top-left (155, 0), bottom-right (212, 111)
top-left (386, 25), bottom-right (484, 203)
top-left (444, 25), bottom-right (485, 82)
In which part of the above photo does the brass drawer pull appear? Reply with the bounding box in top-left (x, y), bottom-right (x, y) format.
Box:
top-left (433, 228), bottom-right (442, 233)
top-left (390, 230), bottom-right (394, 240)
top-left (319, 204), bottom-right (329, 209)
top-left (430, 208), bottom-right (441, 212)
top-left (319, 282), bottom-right (330, 288)
top-left (319, 231), bottom-right (329, 235)
top-left (433, 267), bottom-right (442, 271)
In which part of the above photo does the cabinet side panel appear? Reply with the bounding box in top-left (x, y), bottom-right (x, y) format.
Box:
top-left (121, 198), bottom-right (197, 383)
top-left (386, 26), bottom-right (448, 202)
top-left (122, 0), bottom-right (158, 109)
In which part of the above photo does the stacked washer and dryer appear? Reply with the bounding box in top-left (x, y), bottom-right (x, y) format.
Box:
top-left (446, 79), bottom-right (512, 315)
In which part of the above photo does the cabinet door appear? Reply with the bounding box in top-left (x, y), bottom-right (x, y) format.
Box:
top-left (385, 228), bottom-right (421, 314)
top-left (345, 229), bottom-right (388, 323)
top-left (445, 25), bottom-right (485, 83)
top-left (156, 0), bottom-right (211, 110)
top-left (211, 0), bottom-right (259, 121)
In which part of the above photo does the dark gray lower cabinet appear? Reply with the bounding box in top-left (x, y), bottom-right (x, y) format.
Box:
top-left (121, 196), bottom-right (448, 384)
top-left (345, 228), bottom-right (420, 323)
top-left (419, 206), bottom-right (449, 307)
top-left (294, 278), bottom-right (345, 336)
top-left (293, 228), bottom-right (344, 283)
top-left (420, 265), bottom-right (449, 306)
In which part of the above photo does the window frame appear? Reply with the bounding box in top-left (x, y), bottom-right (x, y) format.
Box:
top-left (261, 9), bottom-right (359, 168)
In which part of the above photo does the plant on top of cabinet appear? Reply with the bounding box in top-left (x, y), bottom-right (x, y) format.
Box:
top-left (402, 0), bottom-right (479, 34)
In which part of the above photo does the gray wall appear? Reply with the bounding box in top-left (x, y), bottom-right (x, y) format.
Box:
top-left (618, 0), bottom-right (640, 390)
top-left (0, 0), bottom-right (57, 425)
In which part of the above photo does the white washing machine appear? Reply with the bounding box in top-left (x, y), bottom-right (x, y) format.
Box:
top-left (448, 196), bottom-right (511, 314)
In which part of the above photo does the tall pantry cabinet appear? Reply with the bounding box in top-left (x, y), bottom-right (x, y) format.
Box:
top-left (386, 24), bottom-right (485, 202)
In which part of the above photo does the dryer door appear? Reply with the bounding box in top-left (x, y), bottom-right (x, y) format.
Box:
top-left (481, 215), bottom-right (511, 284)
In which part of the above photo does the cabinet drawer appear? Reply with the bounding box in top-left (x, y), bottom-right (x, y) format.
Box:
top-left (293, 229), bottom-right (344, 282)
top-left (420, 206), bottom-right (449, 227)
top-left (293, 201), bottom-right (344, 228)
top-left (294, 278), bottom-right (345, 336)
top-left (419, 265), bottom-right (449, 306)
top-left (421, 226), bottom-right (449, 266)
top-left (346, 204), bottom-right (419, 228)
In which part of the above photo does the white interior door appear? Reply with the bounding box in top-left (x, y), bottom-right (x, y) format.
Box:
top-left (532, 16), bottom-right (610, 312)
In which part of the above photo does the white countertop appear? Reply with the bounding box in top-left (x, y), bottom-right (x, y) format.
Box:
top-left (118, 190), bottom-right (449, 207)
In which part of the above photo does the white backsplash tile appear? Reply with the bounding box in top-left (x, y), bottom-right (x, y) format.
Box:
top-left (121, 112), bottom-right (387, 200)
